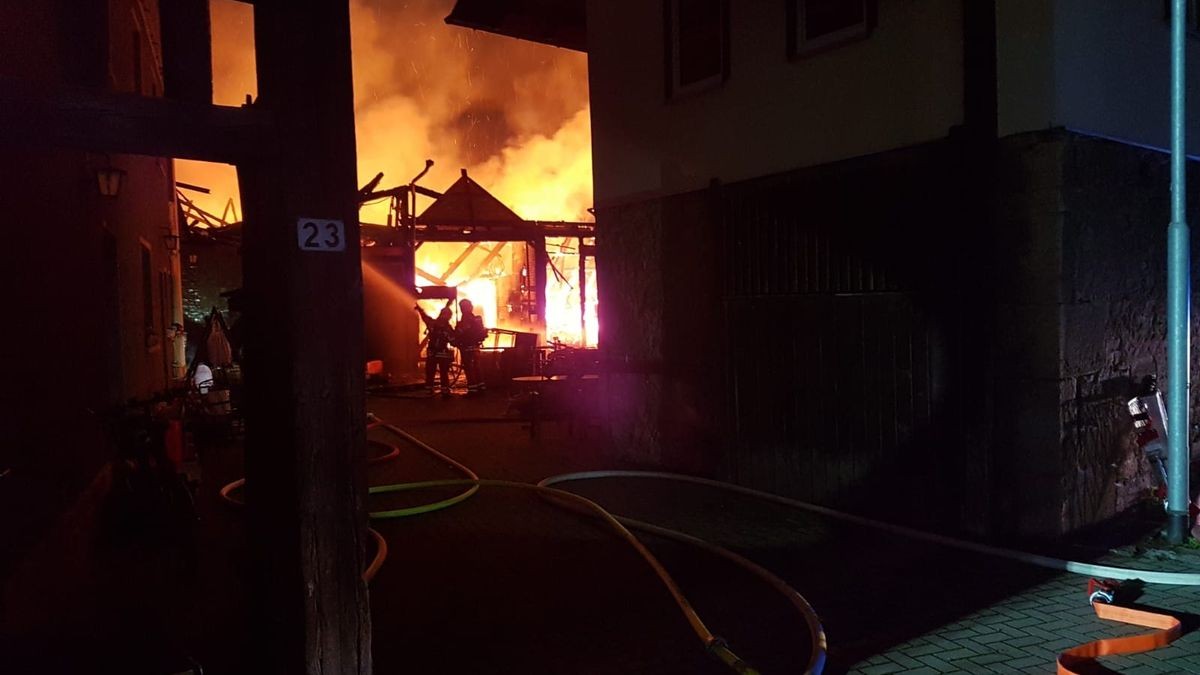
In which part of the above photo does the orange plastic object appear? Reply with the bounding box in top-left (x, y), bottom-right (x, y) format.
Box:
top-left (1057, 602), bottom-right (1182, 674)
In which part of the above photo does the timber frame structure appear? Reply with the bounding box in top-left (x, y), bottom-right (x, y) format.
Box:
top-left (360, 168), bottom-right (596, 351)
top-left (0, 1), bottom-right (373, 673)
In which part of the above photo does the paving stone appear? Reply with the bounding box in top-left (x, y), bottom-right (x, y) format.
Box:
top-left (1003, 633), bottom-right (1047, 649)
top-left (960, 651), bottom-right (1015, 666)
top-left (970, 629), bottom-right (1013, 645)
top-left (882, 652), bottom-right (925, 670)
top-left (1003, 653), bottom-right (1055, 670)
top-left (856, 662), bottom-right (906, 675)
top-left (914, 653), bottom-right (959, 673)
top-left (977, 662), bottom-right (1030, 674)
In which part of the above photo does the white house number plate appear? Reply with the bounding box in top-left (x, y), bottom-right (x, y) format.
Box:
top-left (297, 218), bottom-right (346, 252)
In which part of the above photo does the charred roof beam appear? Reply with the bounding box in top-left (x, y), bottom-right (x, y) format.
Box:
top-left (0, 76), bottom-right (270, 163)
top-left (445, 0), bottom-right (587, 52)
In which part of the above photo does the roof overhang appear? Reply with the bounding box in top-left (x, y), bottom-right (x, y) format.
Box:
top-left (445, 0), bottom-right (587, 52)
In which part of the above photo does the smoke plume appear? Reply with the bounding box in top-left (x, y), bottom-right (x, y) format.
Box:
top-left (176, 0), bottom-right (593, 224)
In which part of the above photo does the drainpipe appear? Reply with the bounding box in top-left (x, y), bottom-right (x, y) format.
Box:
top-left (1167, 0), bottom-right (1191, 544)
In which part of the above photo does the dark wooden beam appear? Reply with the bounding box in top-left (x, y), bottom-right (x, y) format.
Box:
top-left (535, 236), bottom-right (549, 328)
top-left (439, 241), bottom-right (481, 283)
top-left (445, 0), bottom-right (587, 52)
top-left (411, 220), bottom-right (596, 243)
top-left (0, 77), bottom-right (269, 162)
top-left (239, 1), bottom-right (371, 673)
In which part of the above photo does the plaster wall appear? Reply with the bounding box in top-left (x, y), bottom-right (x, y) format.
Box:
top-left (585, 0), bottom-right (965, 206)
top-left (998, 0), bottom-right (1200, 154)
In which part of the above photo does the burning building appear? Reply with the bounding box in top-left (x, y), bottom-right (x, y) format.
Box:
top-left (359, 165), bottom-right (599, 381)
top-left (181, 166), bottom-right (597, 382)
top-left (177, 0), bottom-right (599, 378)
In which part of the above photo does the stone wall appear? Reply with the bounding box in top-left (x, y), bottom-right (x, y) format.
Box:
top-left (992, 132), bottom-right (1070, 535)
top-left (595, 198), bottom-right (665, 464)
top-left (659, 188), bottom-right (724, 474)
top-left (1058, 133), bottom-right (1197, 530)
top-left (597, 129), bottom-right (1200, 537)
top-left (996, 130), bottom-right (1200, 535)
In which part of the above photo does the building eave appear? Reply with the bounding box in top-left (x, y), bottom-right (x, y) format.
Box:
top-left (445, 0), bottom-right (587, 52)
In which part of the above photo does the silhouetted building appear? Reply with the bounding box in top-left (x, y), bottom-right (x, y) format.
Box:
top-left (458, 0), bottom-right (1200, 536)
top-left (0, 0), bottom-right (183, 574)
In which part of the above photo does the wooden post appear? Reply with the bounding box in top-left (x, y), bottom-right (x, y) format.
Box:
top-left (238, 2), bottom-right (371, 673)
top-left (578, 237), bottom-right (587, 347)
top-left (535, 236), bottom-right (550, 335)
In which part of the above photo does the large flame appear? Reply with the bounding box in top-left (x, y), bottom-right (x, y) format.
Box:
top-left (176, 0), bottom-right (592, 224)
top-left (176, 0), bottom-right (596, 345)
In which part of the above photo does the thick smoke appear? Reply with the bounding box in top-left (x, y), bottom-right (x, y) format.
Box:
top-left (176, 0), bottom-right (593, 224)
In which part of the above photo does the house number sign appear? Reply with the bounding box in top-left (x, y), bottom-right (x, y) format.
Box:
top-left (297, 218), bottom-right (346, 252)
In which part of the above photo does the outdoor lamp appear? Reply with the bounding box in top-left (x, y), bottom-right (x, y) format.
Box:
top-left (96, 165), bottom-right (126, 197)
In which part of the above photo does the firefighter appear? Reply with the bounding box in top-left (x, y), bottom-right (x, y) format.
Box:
top-left (416, 302), bottom-right (455, 396)
top-left (454, 299), bottom-right (488, 394)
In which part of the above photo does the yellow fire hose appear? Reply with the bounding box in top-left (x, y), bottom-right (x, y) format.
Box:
top-left (220, 417), bottom-right (1200, 673)
top-left (365, 416), bottom-right (826, 675)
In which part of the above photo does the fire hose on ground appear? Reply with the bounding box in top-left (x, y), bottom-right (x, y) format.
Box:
top-left (1053, 579), bottom-right (1183, 675)
top-left (365, 416), bottom-right (822, 675)
top-left (219, 416), bottom-right (1199, 673)
top-left (539, 471), bottom-right (1197, 673)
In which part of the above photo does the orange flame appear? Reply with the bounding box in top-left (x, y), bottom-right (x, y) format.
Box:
top-left (176, 0), bottom-right (596, 346)
top-left (177, 0), bottom-right (592, 224)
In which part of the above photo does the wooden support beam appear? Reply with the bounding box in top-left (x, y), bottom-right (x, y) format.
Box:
top-left (439, 241), bottom-right (480, 283)
top-left (416, 267), bottom-right (443, 285)
top-left (578, 238), bottom-right (588, 347)
top-left (535, 237), bottom-right (549, 327)
top-left (466, 242), bottom-right (507, 281)
top-left (0, 77), bottom-right (269, 162)
top-left (238, 2), bottom-right (370, 673)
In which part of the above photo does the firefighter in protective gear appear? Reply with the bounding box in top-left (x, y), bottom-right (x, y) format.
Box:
top-left (416, 303), bottom-right (455, 396)
top-left (454, 299), bottom-right (488, 394)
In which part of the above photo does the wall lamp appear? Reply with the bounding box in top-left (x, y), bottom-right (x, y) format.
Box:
top-left (96, 164), bottom-right (126, 198)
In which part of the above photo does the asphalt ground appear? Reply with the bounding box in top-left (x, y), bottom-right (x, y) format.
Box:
top-left (5, 388), bottom-right (1200, 674)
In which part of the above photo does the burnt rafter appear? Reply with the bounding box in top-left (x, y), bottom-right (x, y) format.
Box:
top-left (446, 0), bottom-right (587, 52)
top-left (409, 219), bottom-right (595, 242)
top-left (359, 184), bottom-right (444, 202)
top-left (361, 169), bottom-right (595, 243)
top-left (0, 76), bottom-right (271, 163)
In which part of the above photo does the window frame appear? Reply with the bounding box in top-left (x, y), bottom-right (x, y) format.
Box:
top-left (787, 0), bottom-right (877, 60)
top-left (664, 0), bottom-right (731, 100)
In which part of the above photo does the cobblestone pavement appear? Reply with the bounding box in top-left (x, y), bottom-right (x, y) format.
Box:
top-left (848, 544), bottom-right (1200, 674)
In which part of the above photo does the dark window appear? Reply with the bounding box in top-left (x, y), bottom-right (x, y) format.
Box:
top-left (666, 0), bottom-right (728, 98)
top-left (788, 0), bottom-right (876, 58)
top-left (141, 243), bottom-right (154, 335)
